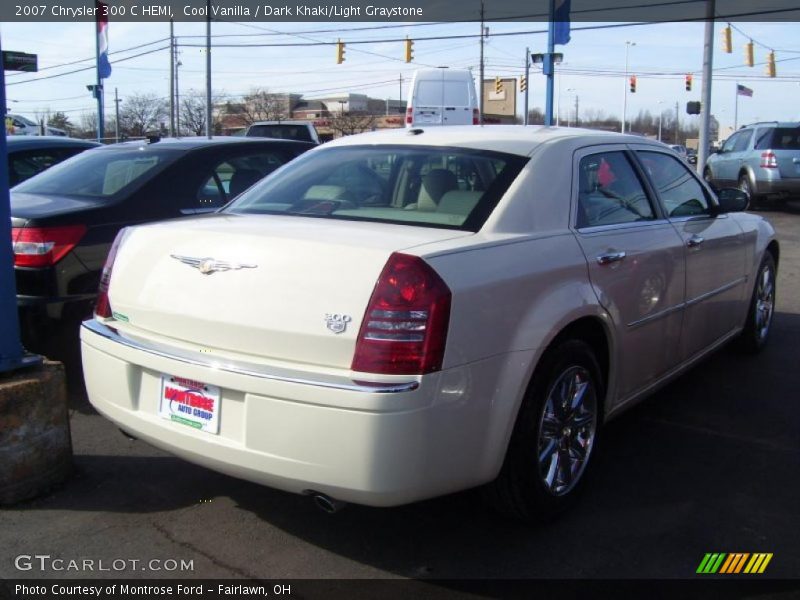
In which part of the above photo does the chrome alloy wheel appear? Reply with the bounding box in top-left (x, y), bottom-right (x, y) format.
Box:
top-left (755, 263), bottom-right (775, 342)
top-left (537, 366), bottom-right (598, 496)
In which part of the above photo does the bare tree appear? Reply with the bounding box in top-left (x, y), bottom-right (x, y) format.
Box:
top-left (75, 111), bottom-right (114, 140)
top-left (224, 87), bottom-right (289, 126)
top-left (328, 111), bottom-right (376, 137)
top-left (180, 89), bottom-right (226, 136)
top-left (119, 93), bottom-right (168, 137)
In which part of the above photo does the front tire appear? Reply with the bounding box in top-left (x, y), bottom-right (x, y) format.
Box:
top-left (737, 253), bottom-right (776, 353)
top-left (486, 340), bottom-right (603, 522)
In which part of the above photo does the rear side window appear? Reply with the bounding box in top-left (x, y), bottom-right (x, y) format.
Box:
top-left (637, 151), bottom-right (710, 217)
top-left (755, 127), bottom-right (800, 150)
top-left (198, 152), bottom-right (290, 208)
top-left (226, 145), bottom-right (527, 231)
top-left (576, 152), bottom-right (654, 228)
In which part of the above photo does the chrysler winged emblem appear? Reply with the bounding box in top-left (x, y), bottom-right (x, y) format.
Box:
top-left (171, 254), bottom-right (258, 275)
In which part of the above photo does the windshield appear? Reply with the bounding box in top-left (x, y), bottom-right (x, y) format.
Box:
top-left (14, 146), bottom-right (181, 198)
top-left (247, 124), bottom-right (315, 142)
top-left (225, 145), bottom-right (527, 231)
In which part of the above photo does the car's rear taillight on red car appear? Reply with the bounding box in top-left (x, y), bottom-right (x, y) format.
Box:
top-left (760, 151), bottom-right (778, 168)
top-left (11, 225), bottom-right (87, 268)
top-left (94, 228), bottom-right (128, 319)
top-left (352, 252), bottom-right (451, 375)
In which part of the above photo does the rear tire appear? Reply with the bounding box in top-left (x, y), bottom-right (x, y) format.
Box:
top-left (739, 174), bottom-right (760, 209)
top-left (737, 253), bottom-right (776, 354)
top-left (485, 340), bottom-right (603, 522)
top-left (703, 168), bottom-right (716, 190)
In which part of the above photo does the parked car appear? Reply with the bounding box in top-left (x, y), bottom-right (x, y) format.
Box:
top-left (6, 113), bottom-right (67, 136)
top-left (704, 121), bottom-right (800, 207)
top-left (669, 144), bottom-right (689, 161)
top-left (81, 126), bottom-right (777, 521)
top-left (245, 121), bottom-right (320, 144)
top-left (11, 136), bottom-right (314, 355)
top-left (6, 136), bottom-right (100, 186)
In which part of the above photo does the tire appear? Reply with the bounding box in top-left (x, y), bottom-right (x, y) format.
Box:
top-left (485, 340), bottom-right (603, 522)
top-left (703, 168), bottom-right (716, 190)
top-left (739, 174), bottom-right (760, 210)
top-left (737, 253), bottom-right (777, 354)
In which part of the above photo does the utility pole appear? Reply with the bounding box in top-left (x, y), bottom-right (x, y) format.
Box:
top-left (622, 41), bottom-right (635, 133)
top-left (479, 0), bottom-right (485, 125)
top-left (697, 0), bottom-right (715, 174)
top-left (544, 0), bottom-right (555, 125)
top-left (675, 101), bottom-right (680, 144)
top-left (169, 19), bottom-right (175, 136)
top-left (399, 73), bottom-right (403, 103)
top-left (114, 87), bottom-right (121, 143)
top-left (574, 94), bottom-right (579, 127)
top-left (205, 0), bottom-right (212, 138)
top-left (524, 46), bottom-right (530, 126)
top-left (175, 48), bottom-right (181, 136)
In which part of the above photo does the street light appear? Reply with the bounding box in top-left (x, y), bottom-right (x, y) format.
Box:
top-left (564, 88), bottom-right (577, 127)
top-left (622, 41), bottom-right (636, 133)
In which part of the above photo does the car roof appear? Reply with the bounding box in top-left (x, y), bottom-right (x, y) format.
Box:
top-left (249, 121), bottom-right (314, 126)
top-left (324, 125), bottom-right (667, 156)
top-left (5, 136), bottom-right (101, 150)
top-left (741, 121), bottom-right (800, 129)
top-left (96, 136), bottom-right (314, 151)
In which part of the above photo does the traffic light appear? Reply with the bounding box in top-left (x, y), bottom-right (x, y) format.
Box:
top-left (404, 38), bottom-right (414, 63)
top-left (629, 75), bottom-right (637, 93)
top-left (722, 25), bottom-right (732, 53)
top-left (766, 50), bottom-right (776, 77)
top-left (685, 74), bottom-right (693, 92)
top-left (336, 39), bottom-right (345, 64)
top-left (745, 41), bottom-right (754, 67)
top-left (520, 75), bottom-right (527, 92)
top-left (495, 76), bottom-right (503, 94)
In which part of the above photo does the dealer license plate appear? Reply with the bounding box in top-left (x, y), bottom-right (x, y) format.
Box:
top-left (159, 375), bottom-right (221, 434)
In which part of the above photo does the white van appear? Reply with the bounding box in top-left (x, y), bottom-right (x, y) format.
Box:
top-left (405, 68), bottom-right (479, 127)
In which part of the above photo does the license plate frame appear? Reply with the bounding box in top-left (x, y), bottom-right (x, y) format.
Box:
top-left (158, 375), bottom-right (221, 435)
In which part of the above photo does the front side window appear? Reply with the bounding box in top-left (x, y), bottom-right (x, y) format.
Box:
top-left (721, 133), bottom-right (740, 153)
top-left (637, 151), bottom-right (710, 217)
top-left (733, 130), bottom-right (753, 153)
top-left (226, 145), bottom-right (527, 231)
top-left (576, 151), bottom-right (655, 228)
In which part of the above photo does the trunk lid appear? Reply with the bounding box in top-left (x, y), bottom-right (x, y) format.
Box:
top-left (107, 214), bottom-right (471, 369)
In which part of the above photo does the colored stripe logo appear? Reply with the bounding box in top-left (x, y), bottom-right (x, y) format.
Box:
top-left (697, 553), bottom-right (773, 574)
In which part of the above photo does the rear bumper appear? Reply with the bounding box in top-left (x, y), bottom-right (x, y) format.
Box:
top-left (81, 319), bottom-right (524, 506)
top-left (754, 178), bottom-right (800, 197)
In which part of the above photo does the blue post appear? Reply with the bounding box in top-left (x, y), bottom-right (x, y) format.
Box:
top-left (0, 38), bottom-right (40, 373)
top-left (544, 0), bottom-right (556, 126)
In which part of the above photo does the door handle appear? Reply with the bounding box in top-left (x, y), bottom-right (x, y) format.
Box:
top-left (596, 251), bottom-right (626, 265)
top-left (687, 235), bottom-right (705, 248)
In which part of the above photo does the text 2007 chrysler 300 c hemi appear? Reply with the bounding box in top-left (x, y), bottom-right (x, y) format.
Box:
top-left (82, 126), bottom-right (778, 520)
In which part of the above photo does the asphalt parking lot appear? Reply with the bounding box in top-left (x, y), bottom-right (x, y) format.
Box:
top-left (2, 203), bottom-right (799, 585)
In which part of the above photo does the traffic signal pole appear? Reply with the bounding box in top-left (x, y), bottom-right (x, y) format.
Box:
top-left (524, 46), bottom-right (530, 126)
top-left (697, 0), bottom-right (715, 174)
top-left (543, 0), bottom-right (556, 126)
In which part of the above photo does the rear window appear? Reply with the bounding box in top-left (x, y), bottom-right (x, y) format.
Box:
top-left (247, 124), bottom-right (314, 142)
top-left (225, 145), bottom-right (527, 231)
top-left (13, 147), bottom-right (179, 198)
top-left (755, 127), bottom-right (800, 150)
top-left (415, 81), bottom-right (443, 106)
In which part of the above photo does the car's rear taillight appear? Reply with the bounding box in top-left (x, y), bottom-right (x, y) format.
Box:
top-left (473, 108), bottom-right (480, 125)
top-left (406, 107), bottom-right (413, 125)
top-left (352, 253), bottom-right (451, 375)
top-left (94, 228), bottom-right (129, 319)
top-left (760, 151), bottom-right (778, 168)
top-left (11, 225), bottom-right (87, 268)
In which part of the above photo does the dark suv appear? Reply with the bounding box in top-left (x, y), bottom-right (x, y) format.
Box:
top-left (704, 122), bottom-right (800, 207)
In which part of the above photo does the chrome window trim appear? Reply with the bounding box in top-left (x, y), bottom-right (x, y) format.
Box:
top-left (82, 319), bottom-right (419, 394)
top-left (575, 218), bottom-right (672, 235)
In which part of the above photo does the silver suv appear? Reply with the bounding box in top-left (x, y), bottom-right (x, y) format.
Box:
top-left (704, 122), bottom-right (800, 207)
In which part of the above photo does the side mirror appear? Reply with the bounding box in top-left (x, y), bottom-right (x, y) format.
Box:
top-left (715, 188), bottom-right (749, 213)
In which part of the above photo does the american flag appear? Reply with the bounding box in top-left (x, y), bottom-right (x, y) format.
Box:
top-left (96, 1), bottom-right (111, 79)
top-left (737, 84), bottom-right (753, 97)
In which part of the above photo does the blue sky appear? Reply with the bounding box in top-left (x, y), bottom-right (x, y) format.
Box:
top-left (2, 20), bottom-right (798, 133)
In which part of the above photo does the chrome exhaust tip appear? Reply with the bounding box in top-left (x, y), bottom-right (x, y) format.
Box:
top-left (309, 492), bottom-right (347, 514)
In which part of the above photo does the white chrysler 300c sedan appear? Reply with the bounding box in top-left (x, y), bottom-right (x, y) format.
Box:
top-left (82, 126), bottom-right (778, 520)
